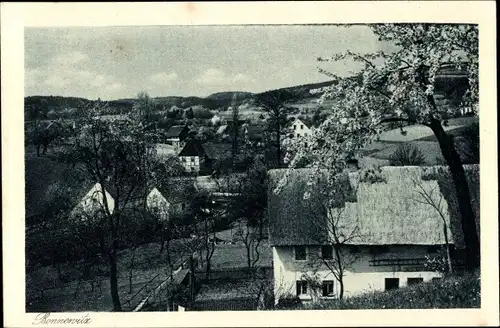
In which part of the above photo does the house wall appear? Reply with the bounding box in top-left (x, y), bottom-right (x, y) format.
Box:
top-left (273, 245), bottom-right (443, 302)
top-left (291, 120), bottom-right (311, 138)
top-left (180, 155), bottom-right (200, 173)
top-left (147, 188), bottom-right (171, 221)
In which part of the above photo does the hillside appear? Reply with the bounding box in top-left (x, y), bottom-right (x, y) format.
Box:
top-left (206, 91), bottom-right (254, 101)
top-left (25, 79), bottom-right (335, 118)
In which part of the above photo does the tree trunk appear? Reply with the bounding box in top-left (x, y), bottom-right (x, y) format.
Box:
top-left (429, 119), bottom-right (480, 270)
top-left (276, 120), bottom-right (281, 167)
top-left (159, 237), bottom-right (165, 254)
top-left (246, 245), bottom-right (252, 269)
top-left (338, 277), bottom-right (344, 300)
top-left (109, 225), bottom-right (122, 311)
top-left (443, 223), bottom-right (454, 275)
top-left (128, 247), bottom-right (137, 294)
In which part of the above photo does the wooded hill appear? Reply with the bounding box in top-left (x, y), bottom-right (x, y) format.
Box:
top-left (24, 80), bottom-right (336, 118)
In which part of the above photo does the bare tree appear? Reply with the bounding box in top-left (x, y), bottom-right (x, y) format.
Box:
top-left (310, 205), bottom-right (363, 300)
top-left (61, 102), bottom-right (161, 311)
top-left (190, 192), bottom-right (220, 280)
top-left (232, 155), bottom-right (268, 268)
top-left (411, 176), bottom-right (454, 274)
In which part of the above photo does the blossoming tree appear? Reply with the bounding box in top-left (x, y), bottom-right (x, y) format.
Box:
top-left (284, 24), bottom-right (480, 270)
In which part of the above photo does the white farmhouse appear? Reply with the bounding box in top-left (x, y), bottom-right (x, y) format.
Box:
top-left (267, 165), bottom-right (479, 303)
top-left (69, 182), bottom-right (173, 221)
top-left (290, 118), bottom-right (312, 139)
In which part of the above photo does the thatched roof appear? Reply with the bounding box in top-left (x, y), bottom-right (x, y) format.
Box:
top-left (268, 165), bottom-right (480, 248)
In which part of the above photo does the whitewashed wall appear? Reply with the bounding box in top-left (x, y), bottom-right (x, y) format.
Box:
top-left (273, 245), bottom-right (443, 302)
top-left (71, 183), bottom-right (115, 218)
top-left (291, 119), bottom-right (312, 138)
top-left (147, 187), bottom-right (170, 221)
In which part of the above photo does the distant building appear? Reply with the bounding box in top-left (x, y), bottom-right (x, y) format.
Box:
top-left (165, 125), bottom-right (190, 152)
top-left (290, 118), bottom-right (312, 139)
top-left (178, 139), bottom-right (207, 174)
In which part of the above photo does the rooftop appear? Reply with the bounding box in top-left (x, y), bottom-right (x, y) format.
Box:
top-left (267, 165), bottom-right (480, 247)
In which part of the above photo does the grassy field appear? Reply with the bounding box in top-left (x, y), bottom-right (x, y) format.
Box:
top-left (360, 117), bottom-right (477, 166)
top-left (26, 238), bottom-right (197, 312)
top-left (209, 240), bottom-right (272, 270)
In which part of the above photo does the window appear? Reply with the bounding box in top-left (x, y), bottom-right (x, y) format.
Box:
top-left (301, 125), bottom-right (304, 129)
top-left (296, 280), bottom-right (308, 296)
top-left (322, 280), bottom-right (334, 297)
top-left (304, 142), bottom-right (308, 148)
top-left (191, 157), bottom-right (195, 162)
top-left (432, 277), bottom-right (442, 282)
top-left (407, 277), bottom-right (424, 286)
top-left (321, 245), bottom-right (333, 260)
top-left (294, 125), bottom-right (297, 130)
top-left (297, 134), bottom-right (300, 138)
top-left (385, 278), bottom-right (399, 291)
top-left (295, 246), bottom-right (307, 260)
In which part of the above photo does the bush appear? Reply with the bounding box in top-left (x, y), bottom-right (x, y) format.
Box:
top-left (389, 143), bottom-right (427, 166)
top-left (193, 108), bottom-right (214, 119)
top-left (296, 271), bottom-right (480, 310)
top-left (359, 166), bottom-right (387, 184)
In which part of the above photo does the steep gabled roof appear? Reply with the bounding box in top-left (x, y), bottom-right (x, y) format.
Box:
top-left (166, 125), bottom-right (188, 138)
top-left (268, 165), bottom-right (480, 247)
top-left (178, 139), bottom-right (206, 157)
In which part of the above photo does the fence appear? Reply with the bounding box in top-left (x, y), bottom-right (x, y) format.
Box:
top-left (189, 298), bottom-right (258, 311)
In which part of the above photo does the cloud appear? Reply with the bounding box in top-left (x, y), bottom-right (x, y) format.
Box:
top-left (195, 68), bottom-right (252, 86)
top-left (150, 72), bottom-right (178, 85)
top-left (51, 51), bottom-right (89, 67)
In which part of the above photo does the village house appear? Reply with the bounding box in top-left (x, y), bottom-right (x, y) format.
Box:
top-left (178, 138), bottom-right (207, 174)
top-left (165, 125), bottom-right (190, 152)
top-left (290, 118), bottom-right (312, 138)
top-left (287, 118), bottom-right (314, 148)
top-left (267, 165), bottom-right (480, 303)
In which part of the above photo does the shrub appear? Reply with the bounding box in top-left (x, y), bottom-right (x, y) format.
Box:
top-left (389, 143), bottom-right (427, 166)
top-left (359, 166), bottom-right (387, 184)
top-left (295, 271), bottom-right (480, 310)
top-left (193, 108), bottom-right (214, 119)
top-left (459, 122), bottom-right (479, 164)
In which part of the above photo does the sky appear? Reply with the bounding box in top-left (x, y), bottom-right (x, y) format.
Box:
top-left (25, 25), bottom-right (394, 100)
